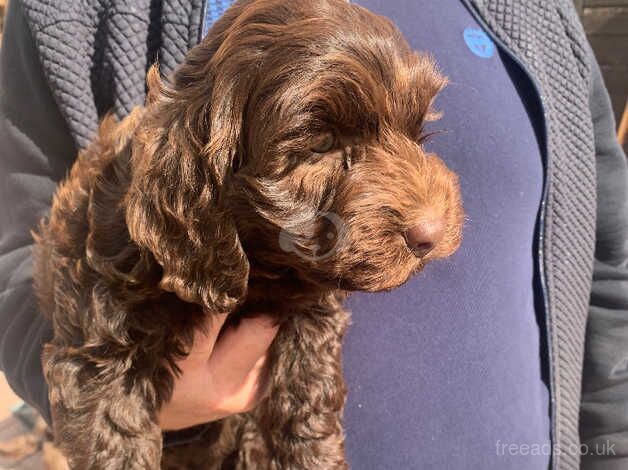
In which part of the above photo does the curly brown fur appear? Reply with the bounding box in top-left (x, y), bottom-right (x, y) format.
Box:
top-left (32, 0), bottom-right (463, 469)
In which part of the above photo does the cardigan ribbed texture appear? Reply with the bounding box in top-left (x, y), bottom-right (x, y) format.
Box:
top-left (17, 1), bottom-right (597, 468)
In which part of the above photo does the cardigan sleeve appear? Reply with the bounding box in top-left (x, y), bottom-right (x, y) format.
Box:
top-left (0, 0), bottom-right (78, 425)
top-left (579, 45), bottom-right (628, 470)
top-left (0, 2), bottom-right (213, 446)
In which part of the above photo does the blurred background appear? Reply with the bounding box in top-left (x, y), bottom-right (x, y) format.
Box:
top-left (0, 0), bottom-right (625, 468)
top-left (575, 0), bottom-right (628, 149)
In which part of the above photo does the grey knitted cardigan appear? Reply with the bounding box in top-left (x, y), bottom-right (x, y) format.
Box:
top-left (1, 1), bottom-right (627, 469)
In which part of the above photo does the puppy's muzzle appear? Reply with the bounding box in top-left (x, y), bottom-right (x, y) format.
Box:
top-left (405, 218), bottom-right (445, 258)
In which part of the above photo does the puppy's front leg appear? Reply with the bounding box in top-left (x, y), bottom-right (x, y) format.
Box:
top-left (44, 345), bottom-right (163, 470)
top-left (258, 304), bottom-right (351, 470)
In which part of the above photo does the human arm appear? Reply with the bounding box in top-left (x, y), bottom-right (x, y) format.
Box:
top-left (579, 45), bottom-right (628, 470)
top-left (0, 0), bottom-right (77, 424)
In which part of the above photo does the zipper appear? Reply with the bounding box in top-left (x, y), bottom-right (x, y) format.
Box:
top-left (459, 0), bottom-right (555, 467)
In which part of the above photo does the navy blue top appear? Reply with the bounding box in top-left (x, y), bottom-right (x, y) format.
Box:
top-left (202, 1), bottom-right (551, 468)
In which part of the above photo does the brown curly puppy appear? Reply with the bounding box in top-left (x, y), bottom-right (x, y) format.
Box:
top-left (32, 0), bottom-right (464, 468)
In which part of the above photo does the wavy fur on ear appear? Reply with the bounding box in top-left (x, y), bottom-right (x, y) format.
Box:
top-left (125, 41), bottom-right (253, 313)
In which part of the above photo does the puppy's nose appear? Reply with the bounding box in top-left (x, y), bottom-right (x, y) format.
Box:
top-left (405, 219), bottom-right (445, 257)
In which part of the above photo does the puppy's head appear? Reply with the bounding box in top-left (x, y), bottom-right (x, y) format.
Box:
top-left (126, 0), bottom-right (463, 312)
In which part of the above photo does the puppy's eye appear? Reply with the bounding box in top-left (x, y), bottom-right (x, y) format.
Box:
top-left (310, 132), bottom-right (337, 154)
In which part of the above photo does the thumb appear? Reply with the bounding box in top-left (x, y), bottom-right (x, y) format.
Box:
top-left (208, 314), bottom-right (279, 388)
top-left (177, 312), bottom-right (229, 370)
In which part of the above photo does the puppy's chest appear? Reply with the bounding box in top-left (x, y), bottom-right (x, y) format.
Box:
top-left (237, 274), bottom-right (346, 324)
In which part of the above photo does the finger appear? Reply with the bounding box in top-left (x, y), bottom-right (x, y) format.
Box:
top-left (207, 352), bottom-right (274, 421)
top-left (246, 352), bottom-right (274, 406)
top-left (178, 312), bottom-right (230, 365)
top-left (208, 314), bottom-right (279, 390)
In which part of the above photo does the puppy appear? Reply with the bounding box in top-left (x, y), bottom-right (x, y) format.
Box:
top-left (33, 0), bottom-right (463, 468)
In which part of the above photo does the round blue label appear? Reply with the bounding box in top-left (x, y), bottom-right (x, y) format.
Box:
top-left (463, 28), bottom-right (495, 59)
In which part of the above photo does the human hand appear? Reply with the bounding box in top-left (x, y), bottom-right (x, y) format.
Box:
top-left (158, 313), bottom-right (279, 431)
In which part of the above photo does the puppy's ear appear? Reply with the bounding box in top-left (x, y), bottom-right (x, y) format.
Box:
top-left (125, 30), bottom-right (255, 312)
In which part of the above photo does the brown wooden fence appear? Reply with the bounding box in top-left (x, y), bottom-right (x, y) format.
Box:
top-left (0, 0), bottom-right (6, 44)
top-left (576, 0), bottom-right (628, 127)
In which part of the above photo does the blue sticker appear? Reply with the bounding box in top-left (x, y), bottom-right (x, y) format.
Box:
top-left (463, 28), bottom-right (495, 59)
